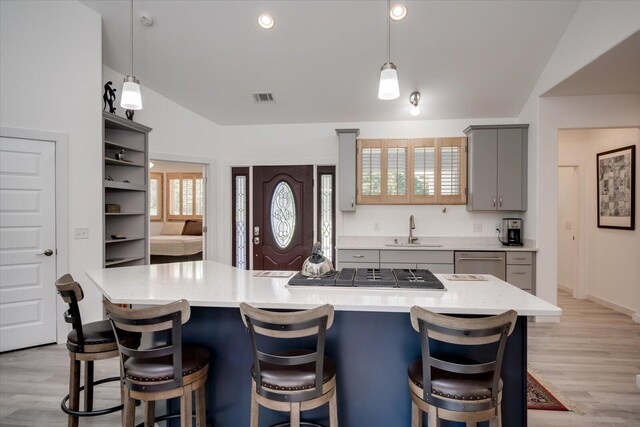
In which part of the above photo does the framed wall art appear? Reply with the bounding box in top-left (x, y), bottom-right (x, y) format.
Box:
top-left (597, 145), bottom-right (635, 230)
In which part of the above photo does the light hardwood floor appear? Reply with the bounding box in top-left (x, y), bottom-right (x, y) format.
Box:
top-left (1, 290), bottom-right (638, 426)
top-left (528, 290), bottom-right (640, 426)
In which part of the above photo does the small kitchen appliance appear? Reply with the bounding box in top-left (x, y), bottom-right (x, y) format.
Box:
top-left (500, 218), bottom-right (523, 246)
top-left (300, 242), bottom-right (334, 277)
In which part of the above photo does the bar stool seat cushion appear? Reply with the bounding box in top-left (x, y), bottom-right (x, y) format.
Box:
top-left (124, 344), bottom-right (210, 382)
top-left (67, 320), bottom-right (139, 353)
top-left (251, 349), bottom-right (336, 391)
top-left (408, 358), bottom-right (503, 400)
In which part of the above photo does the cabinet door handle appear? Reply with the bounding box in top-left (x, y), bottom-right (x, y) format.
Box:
top-left (512, 271), bottom-right (526, 275)
top-left (351, 198), bottom-right (354, 208)
top-left (512, 257), bottom-right (526, 261)
top-left (499, 196), bottom-right (503, 207)
top-left (352, 255), bottom-right (365, 258)
top-left (458, 257), bottom-right (504, 261)
top-left (493, 197), bottom-right (496, 207)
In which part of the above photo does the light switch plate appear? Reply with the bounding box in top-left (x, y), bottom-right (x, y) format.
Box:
top-left (74, 227), bottom-right (89, 239)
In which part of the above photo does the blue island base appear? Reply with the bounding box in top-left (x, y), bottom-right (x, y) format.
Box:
top-left (169, 307), bottom-right (527, 427)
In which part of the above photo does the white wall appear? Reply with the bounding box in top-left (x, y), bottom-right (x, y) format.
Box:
top-left (518, 0), bottom-right (640, 316)
top-left (217, 117), bottom-right (519, 265)
top-left (0, 0), bottom-right (103, 330)
top-left (559, 128), bottom-right (640, 315)
top-left (103, 67), bottom-right (221, 158)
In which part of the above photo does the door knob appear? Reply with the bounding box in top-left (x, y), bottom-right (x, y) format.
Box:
top-left (253, 237), bottom-right (260, 245)
top-left (38, 249), bottom-right (54, 256)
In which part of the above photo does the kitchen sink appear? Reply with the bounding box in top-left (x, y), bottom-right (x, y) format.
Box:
top-left (385, 242), bottom-right (443, 248)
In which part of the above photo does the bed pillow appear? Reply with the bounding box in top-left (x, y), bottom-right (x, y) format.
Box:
top-left (160, 222), bottom-right (185, 235)
top-left (182, 220), bottom-right (203, 236)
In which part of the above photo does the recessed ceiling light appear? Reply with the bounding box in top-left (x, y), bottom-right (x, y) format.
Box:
top-left (390, 4), bottom-right (407, 21)
top-left (258, 13), bottom-right (274, 30)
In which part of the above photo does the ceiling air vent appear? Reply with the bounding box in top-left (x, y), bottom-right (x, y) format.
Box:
top-left (253, 92), bottom-right (275, 103)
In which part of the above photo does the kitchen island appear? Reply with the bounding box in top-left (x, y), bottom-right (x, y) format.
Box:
top-left (87, 260), bottom-right (560, 427)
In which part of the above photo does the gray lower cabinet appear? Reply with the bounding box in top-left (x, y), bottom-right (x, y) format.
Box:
top-left (465, 125), bottom-right (528, 211)
top-left (337, 249), bottom-right (454, 273)
top-left (506, 252), bottom-right (534, 292)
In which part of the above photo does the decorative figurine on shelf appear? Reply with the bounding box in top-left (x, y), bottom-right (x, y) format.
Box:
top-left (125, 109), bottom-right (135, 120)
top-left (115, 150), bottom-right (125, 161)
top-left (103, 81), bottom-right (117, 113)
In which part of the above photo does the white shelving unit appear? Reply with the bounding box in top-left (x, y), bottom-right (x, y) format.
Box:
top-left (103, 112), bottom-right (152, 268)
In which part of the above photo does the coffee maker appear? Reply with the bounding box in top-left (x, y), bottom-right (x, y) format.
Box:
top-left (500, 218), bottom-right (523, 246)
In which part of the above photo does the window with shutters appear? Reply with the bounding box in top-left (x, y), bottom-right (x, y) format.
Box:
top-left (166, 173), bottom-right (205, 220)
top-left (149, 172), bottom-right (163, 221)
top-left (357, 138), bottom-right (466, 205)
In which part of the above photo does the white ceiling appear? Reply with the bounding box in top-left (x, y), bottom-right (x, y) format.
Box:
top-left (82, 0), bottom-right (580, 125)
top-left (544, 30), bottom-right (640, 97)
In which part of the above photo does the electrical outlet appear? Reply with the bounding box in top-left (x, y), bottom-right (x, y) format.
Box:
top-left (473, 223), bottom-right (482, 233)
top-left (74, 227), bottom-right (89, 239)
top-left (373, 222), bottom-right (381, 232)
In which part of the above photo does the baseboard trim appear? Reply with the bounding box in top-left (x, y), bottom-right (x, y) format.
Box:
top-left (587, 294), bottom-right (635, 317)
top-left (557, 283), bottom-right (573, 293)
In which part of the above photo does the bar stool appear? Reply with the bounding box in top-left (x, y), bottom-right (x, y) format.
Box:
top-left (239, 302), bottom-right (338, 427)
top-left (103, 298), bottom-right (209, 427)
top-left (407, 307), bottom-right (517, 427)
top-left (56, 274), bottom-right (140, 427)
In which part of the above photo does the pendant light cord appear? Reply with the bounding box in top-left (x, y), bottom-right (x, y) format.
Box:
top-left (130, 0), bottom-right (134, 76)
top-left (387, 0), bottom-right (391, 63)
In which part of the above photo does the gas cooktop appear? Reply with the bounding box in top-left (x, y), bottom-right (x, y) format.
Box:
top-left (288, 268), bottom-right (446, 290)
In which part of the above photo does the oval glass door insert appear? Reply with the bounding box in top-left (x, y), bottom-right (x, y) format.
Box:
top-left (271, 181), bottom-right (296, 248)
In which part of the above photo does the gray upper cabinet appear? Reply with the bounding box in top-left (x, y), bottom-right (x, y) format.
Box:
top-left (464, 124), bottom-right (528, 211)
top-left (336, 128), bottom-right (359, 211)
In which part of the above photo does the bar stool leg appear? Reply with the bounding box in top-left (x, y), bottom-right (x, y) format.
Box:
top-left (122, 388), bottom-right (136, 427)
top-left (411, 401), bottom-right (422, 427)
top-left (329, 387), bottom-right (338, 427)
top-left (144, 400), bottom-right (155, 427)
top-left (496, 403), bottom-right (502, 427)
top-left (427, 404), bottom-right (439, 427)
top-left (180, 385), bottom-right (192, 427)
top-left (249, 390), bottom-right (259, 427)
top-left (195, 385), bottom-right (206, 427)
top-left (68, 353), bottom-right (80, 427)
top-left (84, 360), bottom-right (94, 412)
top-left (290, 402), bottom-right (301, 427)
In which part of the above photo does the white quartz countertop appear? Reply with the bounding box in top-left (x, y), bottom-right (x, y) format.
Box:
top-left (336, 236), bottom-right (538, 252)
top-left (86, 261), bottom-right (560, 317)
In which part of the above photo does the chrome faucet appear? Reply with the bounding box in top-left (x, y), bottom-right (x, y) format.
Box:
top-left (408, 215), bottom-right (418, 243)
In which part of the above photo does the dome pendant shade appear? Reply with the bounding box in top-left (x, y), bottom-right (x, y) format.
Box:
top-left (378, 63), bottom-right (400, 100)
top-left (121, 76), bottom-right (142, 110)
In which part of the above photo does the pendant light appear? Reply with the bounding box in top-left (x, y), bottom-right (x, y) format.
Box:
top-left (121, 0), bottom-right (142, 110)
top-left (378, 0), bottom-right (399, 100)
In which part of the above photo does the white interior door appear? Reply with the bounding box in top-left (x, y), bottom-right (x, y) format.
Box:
top-left (0, 136), bottom-right (57, 351)
top-left (557, 166), bottom-right (579, 291)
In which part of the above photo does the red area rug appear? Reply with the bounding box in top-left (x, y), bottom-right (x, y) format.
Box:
top-left (527, 371), bottom-right (569, 411)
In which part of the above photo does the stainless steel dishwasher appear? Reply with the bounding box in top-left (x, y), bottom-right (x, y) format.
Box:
top-left (454, 251), bottom-right (506, 280)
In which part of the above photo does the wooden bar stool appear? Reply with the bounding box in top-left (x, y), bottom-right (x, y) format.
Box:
top-left (239, 303), bottom-right (338, 427)
top-left (56, 274), bottom-right (140, 427)
top-left (407, 307), bottom-right (517, 427)
top-left (104, 298), bottom-right (209, 427)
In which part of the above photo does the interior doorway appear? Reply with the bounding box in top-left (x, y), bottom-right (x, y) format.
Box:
top-left (148, 160), bottom-right (206, 264)
top-left (557, 165), bottom-right (579, 294)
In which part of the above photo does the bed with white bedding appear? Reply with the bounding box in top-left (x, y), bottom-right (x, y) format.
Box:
top-left (150, 221), bottom-right (203, 263)
top-left (150, 234), bottom-right (203, 256)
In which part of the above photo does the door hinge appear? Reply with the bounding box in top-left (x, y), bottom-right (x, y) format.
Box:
top-left (202, 226), bottom-right (208, 233)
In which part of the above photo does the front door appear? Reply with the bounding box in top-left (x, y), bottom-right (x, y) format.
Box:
top-left (0, 135), bottom-right (57, 351)
top-left (253, 166), bottom-right (313, 270)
